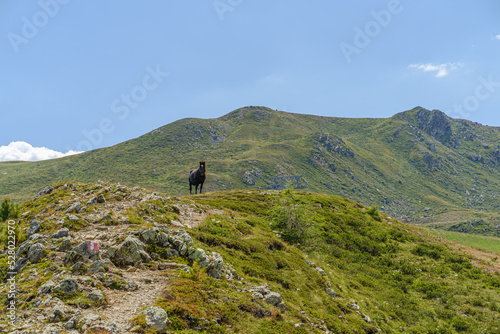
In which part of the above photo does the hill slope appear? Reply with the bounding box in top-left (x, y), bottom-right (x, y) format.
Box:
top-left (1, 106), bottom-right (499, 235)
top-left (1, 182), bottom-right (499, 333)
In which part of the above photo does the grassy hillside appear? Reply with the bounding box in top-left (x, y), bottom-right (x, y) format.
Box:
top-left (1, 106), bottom-right (499, 235)
top-left (0, 182), bottom-right (498, 333)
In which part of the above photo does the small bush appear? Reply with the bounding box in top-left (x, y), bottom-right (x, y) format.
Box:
top-left (268, 187), bottom-right (311, 244)
top-left (0, 199), bottom-right (19, 222)
top-left (366, 206), bottom-right (381, 221)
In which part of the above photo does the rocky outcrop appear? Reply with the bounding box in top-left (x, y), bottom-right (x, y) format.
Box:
top-left (26, 219), bottom-right (40, 238)
top-left (415, 108), bottom-right (453, 143)
top-left (468, 155), bottom-right (484, 164)
top-left (317, 134), bottom-right (354, 158)
top-left (243, 167), bottom-right (262, 186)
top-left (35, 185), bottom-right (54, 199)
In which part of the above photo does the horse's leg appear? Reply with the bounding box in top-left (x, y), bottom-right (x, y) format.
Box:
top-left (195, 185), bottom-right (198, 194)
top-left (189, 180), bottom-right (192, 195)
top-left (199, 182), bottom-right (203, 194)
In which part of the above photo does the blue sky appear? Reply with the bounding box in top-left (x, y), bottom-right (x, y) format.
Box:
top-left (1, 0), bottom-right (499, 160)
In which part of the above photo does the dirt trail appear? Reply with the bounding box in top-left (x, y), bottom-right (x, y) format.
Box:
top-left (97, 270), bottom-right (169, 332)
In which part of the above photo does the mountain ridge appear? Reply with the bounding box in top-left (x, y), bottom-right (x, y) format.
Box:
top-left (1, 106), bottom-right (499, 236)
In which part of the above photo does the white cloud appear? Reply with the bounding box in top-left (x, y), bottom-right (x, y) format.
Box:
top-left (495, 34), bottom-right (500, 40)
top-left (0, 141), bottom-right (83, 162)
top-left (408, 62), bottom-right (463, 78)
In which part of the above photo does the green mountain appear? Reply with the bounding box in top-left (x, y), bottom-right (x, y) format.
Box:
top-left (1, 106), bottom-right (499, 236)
top-left (1, 182), bottom-right (499, 333)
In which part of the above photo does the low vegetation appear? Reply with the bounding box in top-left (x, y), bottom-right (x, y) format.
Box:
top-left (1, 182), bottom-right (498, 333)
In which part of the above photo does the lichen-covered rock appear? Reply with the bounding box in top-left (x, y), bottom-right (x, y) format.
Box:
top-left (188, 248), bottom-right (207, 263)
top-left (315, 267), bottom-right (326, 276)
top-left (111, 236), bottom-right (151, 266)
top-left (52, 227), bottom-right (69, 239)
top-left (264, 291), bottom-right (283, 306)
top-left (251, 292), bottom-right (264, 299)
top-left (206, 252), bottom-right (224, 278)
top-left (63, 316), bottom-right (78, 330)
top-left (49, 301), bottom-right (67, 323)
top-left (66, 201), bottom-right (82, 213)
top-left (140, 228), bottom-right (159, 244)
top-left (55, 236), bottom-right (72, 252)
top-left (52, 277), bottom-right (80, 297)
top-left (88, 260), bottom-right (107, 273)
top-left (35, 185), bottom-right (54, 199)
top-left (64, 240), bottom-right (100, 265)
top-left (15, 240), bottom-right (33, 258)
top-left (27, 243), bottom-right (46, 263)
top-left (142, 306), bottom-right (171, 333)
top-left (87, 289), bottom-right (105, 303)
top-left (38, 280), bottom-right (56, 295)
top-left (26, 219), bottom-right (40, 238)
top-left (12, 258), bottom-right (28, 275)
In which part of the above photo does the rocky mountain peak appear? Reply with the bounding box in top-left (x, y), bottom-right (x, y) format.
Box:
top-left (415, 108), bottom-right (453, 143)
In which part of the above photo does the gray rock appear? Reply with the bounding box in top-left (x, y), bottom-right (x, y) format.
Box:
top-left (38, 280), bottom-right (56, 295)
top-left (71, 261), bottom-right (85, 273)
top-left (363, 314), bottom-right (372, 323)
top-left (165, 248), bottom-right (179, 258)
top-left (157, 232), bottom-right (169, 245)
top-left (416, 108), bottom-right (452, 143)
top-left (86, 197), bottom-right (98, 206)
top-left (140, 228), bottom-right (159, 244)
top-left (206, 252), bottom-right (224, 279)
top-left (142, 306), bottom-right (171, 333)
top-left (52, 227), bottom-right (69, 239)
top-left (469, 154), bottom-right (485, 163)
top-left (52, 277), bottom-right (79, 297)
top-left (87, 289), bottom-right (104, 302)
top-left (15, 240), bottom-right (33, 258)
top-left (66, 214), bottom-right (81, 221)
top-left (35, 186), bottom-right (54, 199)
top-left (264, 291), bottom-right (283, 307)
top-left (63, 316), bottom-right (78, 330)
top-left (28, 243), bottom-right (46, 263)
top-left (55, 237), bottom-right (72, 252)
top-left (87, 260), bottom-right (107, 273)
top-left (326, 287), bottom-right (336, 298)
top-left (96, 194), bottom-right (106, 203)
top-left (315, 267), bottom-right (326, 276)
top-left (188, 248), bottom-right (207, 262)
top-left (64, 241), bottom-right (100, 265)
top-left (252, 284), bottom-right (270, 295)
top-left (66, 202), bottom-right (82, 213)
top-left (251, 292), bottom-right (264, 299)
top-left (112, 236), bottom-right (151, 266)
top-left (26, 219), bottom-right (40, 238)
top-left (49, 301), bottom-right (67, 322)
top-left (41, 324), bottom-right (60, 334)
top-left (12, 258), bottom-right (28, 274)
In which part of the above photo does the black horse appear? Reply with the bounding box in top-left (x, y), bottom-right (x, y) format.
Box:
top-left (189, 161), bottom-right (206, 194)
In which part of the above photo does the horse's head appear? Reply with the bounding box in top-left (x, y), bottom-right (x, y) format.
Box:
top-left (199, 161), bottom-right (206, 176)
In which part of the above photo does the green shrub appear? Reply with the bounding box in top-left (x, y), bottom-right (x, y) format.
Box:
top-left (268, 187), bottom-right (311, 244)
top-left (0, 199), bottom-right (19, 222)
top-left (366, 206), bottom-right (381, 221)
